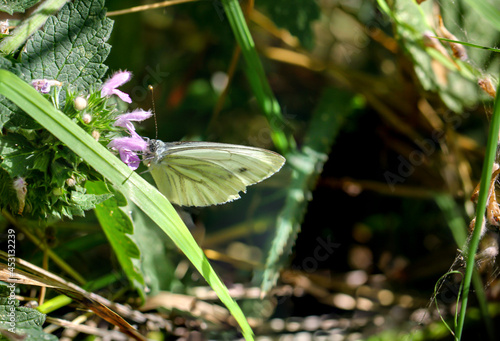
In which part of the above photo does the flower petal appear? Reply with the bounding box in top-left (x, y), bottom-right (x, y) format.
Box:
top-left (119, 149), bottom-right (141, 170)
top-left (32, 79), bottom-right (50, 93)
top-left (108, 136), bottom-right (148, 152)
top-left (101, 70), bottom-right (132, 101)
top-left (32, 79), bottom-right (62, 93)
top-left (102, 71), bottom-right (131, 92)
top-left (112, 89), bottom-right (132, 103)
top-left (114, 109), bottom-right (153, 127)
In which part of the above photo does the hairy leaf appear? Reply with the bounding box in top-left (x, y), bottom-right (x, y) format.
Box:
top-left (15, 0), bottom-right (113, 90)
top-left (0, 284), bottom-right (58, 340)
top-left (127, 202), bottom-right (179, 296)
top-left (0, 133), bottom-right (37, 178)
top-left (86, 181), bottom-right (146, 299)
top-left (71, 189), bottom-right (113, 211)
top-left (0, 0), bottom-right (39, 14)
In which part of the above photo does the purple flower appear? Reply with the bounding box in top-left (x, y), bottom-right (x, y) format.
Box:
top-left (109, 106), bottom-right (153, 170)
top-left (108, 136), bottom-right (148, 170)
top-left (32, 79), bottom-right (62, 93)
top-left (101, 71), bottom-right (132, 103)
top-left (118, 149), bottom-right (141, 170)
top-left (108, 136), bottom-right (148, 151)
top-left (114, 109), bottom-right (152, 135)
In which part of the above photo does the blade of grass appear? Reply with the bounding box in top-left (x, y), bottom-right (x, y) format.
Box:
top-left (456, 80), bottom-right (500, 340)
top-left (0, 0), bottom-right (69, 54)
top-left (433, 37), bottom-right (500, 53)
top-left (220, 0), bottom-right (295, 154)
top-left (463, 0), bottom-right (500, 33)
top-left (0, 70), bottom-right (254, 341)
top-left (434, 195), bottom-right (495, 340)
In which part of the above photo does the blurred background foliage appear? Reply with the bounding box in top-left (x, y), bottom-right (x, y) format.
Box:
top-left (3, 0), bottom-right (500, 339)
top-left (102, 0), bottom-right (500, 338)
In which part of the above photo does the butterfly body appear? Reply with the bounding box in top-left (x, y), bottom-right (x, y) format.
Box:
top-left (145, 140), bottom-right (285, 207)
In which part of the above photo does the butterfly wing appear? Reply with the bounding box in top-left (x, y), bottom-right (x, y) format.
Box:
top-left (149, 141), bottom-right (285, 207)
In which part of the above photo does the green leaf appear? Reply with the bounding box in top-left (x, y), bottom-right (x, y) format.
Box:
top-left (126, 202), bottom-right (180, 296)
top-left (0, 283), bottom-right (58, 340)
top-left (86, 181), bottom-right (146, 299)
top-left (71, 188), bottom-right (113, 211)
top-left (0, 0), bottom-right (69, 54)
top-left (221, 0), bottom-right (296, 154)
top-left (0, 133), bottom-right (36, 177)
top-left (434, 37), bottom-right (500, 53)
top-left (0, 69), bottom-right (254, 341)
top-left (15, 0), bottom-right (113, 90)
top-left (0, 57), bottom-right (37, 131)
top-left (0, 0), bottom-right (113, 129)
top-left (0, 0), bottom-right (39, 15)
top-left (259, 0), bottom-right (320, 49)
top-left (258, 88), bottom-right (357, 293)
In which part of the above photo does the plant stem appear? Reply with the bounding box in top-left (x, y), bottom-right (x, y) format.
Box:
top-left (455, 81), bottom-right (500, 339)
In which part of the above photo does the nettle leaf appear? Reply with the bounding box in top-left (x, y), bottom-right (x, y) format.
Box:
top-left (0, 0), bottom-right (40, 15)
top-left (86, 181), bottom-right (146, 299)
top-left (0, 133), bottom-right (37, 177)
top-left (15, 0), bottom-right (113, 90)
top-left (1, 111), bottom-right (41, 131)
top-left (0, 284), bottom-right (58, 341)
top-left (0, 57), bottom-right (35, 131)
top-left (70, 188), bottom-right (113, 211)
top-left (128, 203), bottom-right (179, 296)
top-left (259, 0), bottom-right (320, 49)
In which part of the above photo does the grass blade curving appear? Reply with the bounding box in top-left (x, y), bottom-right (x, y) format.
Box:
top-left (0, 69), bottom-right (255, 341)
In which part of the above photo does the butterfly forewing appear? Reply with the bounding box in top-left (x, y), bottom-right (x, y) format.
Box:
top-left (148, 141), bottom-right (285, 207)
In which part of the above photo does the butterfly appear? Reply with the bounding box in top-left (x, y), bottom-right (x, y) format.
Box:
top-left (144, 140), bottom-right (286, 207)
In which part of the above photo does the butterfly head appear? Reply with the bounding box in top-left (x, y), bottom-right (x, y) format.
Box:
top-left (142, 139), bottom-right (162, 166)
top-left (146, 139), bottom-right (159, 153)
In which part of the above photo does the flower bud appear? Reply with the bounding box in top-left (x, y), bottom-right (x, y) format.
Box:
top-left (92, 130), bottom-right (100, 141)
top-left (74, 96), bottom-right (88, 111)
top-left (52, 188), bottom-right (63, 196)
top-left (82, 113), bottom-right (92, 124)
top-left (66, 175), bottom-right (76, 187)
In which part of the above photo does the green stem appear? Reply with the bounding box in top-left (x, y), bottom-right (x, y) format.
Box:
top-left (455, 81), bottom-right (500, 339)
top-left (220, 0), bottom-right (295, 154)
top-left (435, 195), bottom-right (495, 340)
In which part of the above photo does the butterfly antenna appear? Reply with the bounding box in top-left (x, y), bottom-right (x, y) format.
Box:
top-left (149, 84), bottom-right (158, 139)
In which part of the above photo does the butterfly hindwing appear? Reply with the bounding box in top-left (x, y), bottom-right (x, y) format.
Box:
top-left (148, 141), bottom-right (285, 207)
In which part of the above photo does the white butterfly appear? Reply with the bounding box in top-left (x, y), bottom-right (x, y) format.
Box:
top-left (144, 140), bottom-right (286, 207)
